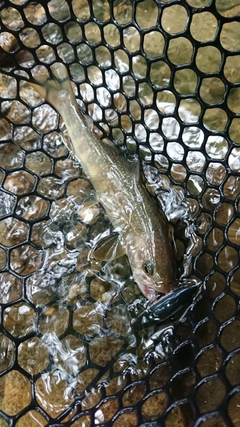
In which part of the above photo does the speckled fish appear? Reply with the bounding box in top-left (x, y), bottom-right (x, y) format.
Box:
top-left (31, 62), bottom-right (175, 300)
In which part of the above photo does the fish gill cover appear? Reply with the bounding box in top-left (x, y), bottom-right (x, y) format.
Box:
top-left (0, 0), bottom-right (240, 426)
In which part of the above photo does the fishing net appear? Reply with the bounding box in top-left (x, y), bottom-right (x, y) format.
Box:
top-left (0, 0), bottom-right (240, 426)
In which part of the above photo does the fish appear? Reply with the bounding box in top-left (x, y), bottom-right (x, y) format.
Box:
top-left (30, 62), bottom-right (175, 300)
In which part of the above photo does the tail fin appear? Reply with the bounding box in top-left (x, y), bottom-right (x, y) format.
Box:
top-left (30, 62), bottom-right (75, 111)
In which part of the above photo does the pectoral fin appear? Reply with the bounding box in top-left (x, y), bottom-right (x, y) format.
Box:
top-left (128, 155), bottom-right (140, 182)
top-left (168, 224), bottom-right (177, 254)
top-left (92, 232), bottom-right (125, 261)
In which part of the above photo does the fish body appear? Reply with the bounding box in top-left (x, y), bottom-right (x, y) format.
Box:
top-left (31, 63), bottom-right (175, 300)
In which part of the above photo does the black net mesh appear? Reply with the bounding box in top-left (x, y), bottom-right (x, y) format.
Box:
top-left (0, 0), bottom-right (240, 426)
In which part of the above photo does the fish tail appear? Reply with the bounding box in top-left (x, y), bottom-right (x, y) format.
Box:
top-left (30, 62), bottom-right (75, 112)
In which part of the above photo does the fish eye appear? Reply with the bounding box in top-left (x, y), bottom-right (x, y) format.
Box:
top-left (143, 260), bottom-right (155, 276)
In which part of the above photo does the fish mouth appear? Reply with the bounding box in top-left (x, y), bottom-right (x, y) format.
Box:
top-left (141, 277), bottom-right (165, 300)
top-left (142, 277), bottom-right (175, 300)
top-left (143, 284), bottom-right (157, 300)
top-left (132, 267), bottom-right (172, 300)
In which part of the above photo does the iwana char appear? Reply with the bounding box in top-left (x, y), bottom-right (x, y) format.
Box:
top-left (31, 62), bottom-right (175, 300)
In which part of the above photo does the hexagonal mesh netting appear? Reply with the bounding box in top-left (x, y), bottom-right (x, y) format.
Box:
top-left (0, 0), bottom-right (240, 426)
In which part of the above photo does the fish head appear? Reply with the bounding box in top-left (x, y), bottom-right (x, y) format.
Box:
top-left (126, 233), bottom-right (175, 300)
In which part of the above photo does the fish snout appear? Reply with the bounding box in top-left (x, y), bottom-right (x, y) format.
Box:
top-left (153, 272), bottom-right (174, 295)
